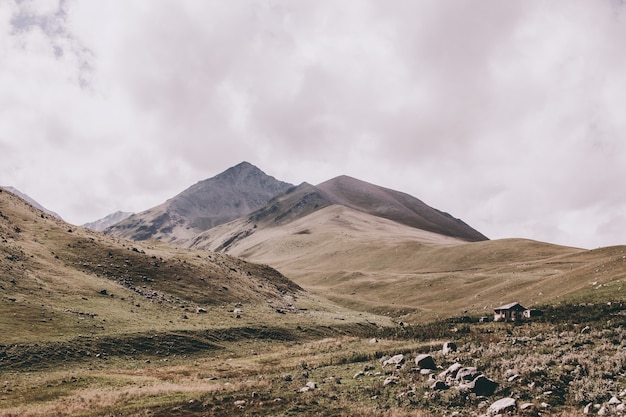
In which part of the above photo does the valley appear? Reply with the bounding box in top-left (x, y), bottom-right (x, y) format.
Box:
top-left (2, 163), bottom-right (626, 416)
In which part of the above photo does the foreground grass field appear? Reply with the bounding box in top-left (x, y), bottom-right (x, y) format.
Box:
top-left (2, 303), bottom-right (626, 416)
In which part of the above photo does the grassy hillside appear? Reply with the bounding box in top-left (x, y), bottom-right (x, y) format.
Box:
top-left (190, 205), bottom-right (626, 322)
top-left (0, 188), bottom-right (391, 346)
top-left (3, 187), bottom-right (626, 416)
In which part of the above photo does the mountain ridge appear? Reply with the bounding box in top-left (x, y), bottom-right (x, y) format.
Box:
top-left (1, 186), bottom-right (63, 220)
top-left (82, 210), bottom-right (133, 232)
top-left (105, 162), bottom-right (293, 243)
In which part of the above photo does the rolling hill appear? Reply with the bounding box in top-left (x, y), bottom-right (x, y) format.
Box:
top-left (0, 186), bottom-right (350, 345)
top-left (105, 162), bottom-right (293, 243)
top-left (188, 194), bottom-right (626, 322)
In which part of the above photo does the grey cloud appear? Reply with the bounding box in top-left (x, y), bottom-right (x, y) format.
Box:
top-left (1, 0), bottom-right (625, 248)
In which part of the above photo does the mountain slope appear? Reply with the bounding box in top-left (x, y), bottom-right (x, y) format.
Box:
top-left (1, 186), bottom-right (63, 220)
top-left (317, 176), bottom-right (488, 242)
top-left (186, 180), bottom-right (626, 321)
top-left (82, 210), bottom-right (133, 231)
top-left (188, 175), bottom-right (486, 252)
top-left (105, 162), bottom-right (293, 243)
top-left (0, 186), bottom-right (308, 344)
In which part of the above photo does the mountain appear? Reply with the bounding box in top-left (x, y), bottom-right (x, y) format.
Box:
top-left (82, 210), bottom-right (133, 232)
top-left (186, 176), bottom-right (626, 322)
top-left (316, 176), bottom-right (488, 241)
top-left (105, 162), bottom-right (293, 243)
top-left (188, 175), bottom-right (487, 253)
top-left (1, 186), bottom-right (63, 220)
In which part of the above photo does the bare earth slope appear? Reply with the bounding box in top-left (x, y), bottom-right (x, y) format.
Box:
top-left (105, 162), bottom-right (293, 243)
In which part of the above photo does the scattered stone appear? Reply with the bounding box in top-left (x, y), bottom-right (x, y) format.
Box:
top-left (415, 353), bottom-right (437, 370)
top-left (353, 371), bottom-right (365, 379)
top-left (420, 368), bottom-right (433, 376)
top-left (520, 402), bottom-right (533, 410)
top-left (460, 375), bottom-right (498, 397)
top-left (432, 380), bottom-right (449, 391)
top-left (196, 307), bottom-right (207, 313)
top-left (456, 367), bottom-right (480, 382)
top-left (581, 325), bottom-right (591, 334)
top-left (488, 397), bottom-right (516, 415)
top-left (305, 381), bottom-right (317, 390)
top-left (383, 376), bottom-right (399, 386)
top-left (443, 341), bottom-right (457, 355)
top-left (609, 396), bottom-right (622, 405)
top-left (369, 338), bottom-right (378, 344)
top-left (234, 400), bottom-right (246, 407)
top-left (507, 374), bottom-right (520, 382)
top-left (382, 354), bottom-right (405, 367)
top-left (440, 363), bottom-right (463, 380)
top-left (584, 403), bottom-right (593, 414)
top-left (283, 374), bottom-right (293, 382)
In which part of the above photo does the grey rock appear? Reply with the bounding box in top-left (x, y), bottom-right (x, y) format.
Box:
top-left (432, 380), bottom-right (449, 391)
top-left (488, 397), bottom-right (516, 415)
top-left (460, 375), bottom-right (498, 397)
top-left (443, 341), bottom-right (457, 355)
top-left (456, 366), bottom-right (480, 382)
top-left (382, 354), bottom-right (405, 367)
top-left (414, 353), bottom-right (437, 370)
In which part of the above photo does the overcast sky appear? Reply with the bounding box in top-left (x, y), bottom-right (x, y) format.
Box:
top-left (2, 0), bottom-right (625, 249)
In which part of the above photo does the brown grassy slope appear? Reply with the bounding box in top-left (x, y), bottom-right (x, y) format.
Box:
top-left (190, 204), bottom-right (626, 322)
top-left (0, 187), bottom-right (349, 344)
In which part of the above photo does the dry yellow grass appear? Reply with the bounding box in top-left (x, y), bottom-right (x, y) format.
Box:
top-left (188, 204), bottom-right (626, 321)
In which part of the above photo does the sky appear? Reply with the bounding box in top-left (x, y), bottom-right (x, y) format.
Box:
top-left (1, 0), bottom-right (626, 249)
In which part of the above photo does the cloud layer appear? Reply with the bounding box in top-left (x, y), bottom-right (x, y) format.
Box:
top-left (2, 0), bottom-right (625, 248)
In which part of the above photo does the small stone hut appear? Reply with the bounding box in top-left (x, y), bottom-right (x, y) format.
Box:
top-left (493, 302), bottom-right (526, 321)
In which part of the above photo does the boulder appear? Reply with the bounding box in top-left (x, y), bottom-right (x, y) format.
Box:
top-left (415, 354), bottom-right (437, 370)
top-left (383, 376), bottom-right (399, 386)
top-left (609, 396), bottom-right (622, 405)
top-left (440, 362), bottom-right (463, 380)
top-left (382, 354), bottom-right (405, 367)
top-left (488, 397), bottom-right (516, 415)
top-left (460, 375), bottom-right (498, 396)
top-left (456, 366), bottom-right (480, 382)
top-left (443, 341), bottom-right (457, 355)
top-left (432, 380), bottom-right (449, 391)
